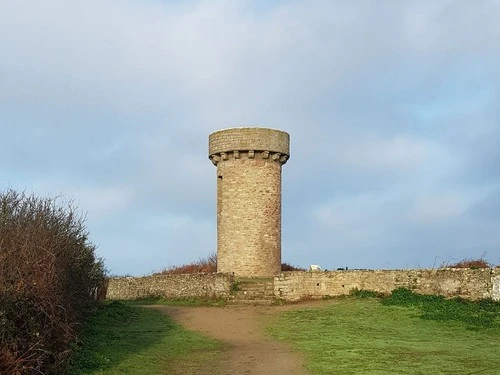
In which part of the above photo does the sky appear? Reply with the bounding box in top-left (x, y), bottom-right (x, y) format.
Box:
top-left (1, 0), bottom-right (499, 276)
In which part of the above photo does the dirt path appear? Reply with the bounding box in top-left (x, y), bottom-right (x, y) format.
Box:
top-left (148, 303), bottom-right (324, 375)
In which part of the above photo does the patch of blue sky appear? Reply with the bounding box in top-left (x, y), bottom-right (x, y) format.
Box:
top-left (408, 63), bottom-right (495, 123)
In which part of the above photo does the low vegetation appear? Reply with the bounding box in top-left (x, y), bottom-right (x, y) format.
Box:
top-left (70, 301), bottom-right (221, 374)
top-left (444, 256), bottom-right (493, 269)
top-left (269, 289), bottom-right (500, 374)
top-left (156, 252), bottom-right (218, 274)
top-left (281, 262), bottom-right (306, 271)
top-left (381, 287), bottom-right (500, 329)
top-left (157, 252), bottom-right (306, 274)
top-left (0, 190), bottom-right (106, 374)
top-left (349, 288), bottom-right (380, 298)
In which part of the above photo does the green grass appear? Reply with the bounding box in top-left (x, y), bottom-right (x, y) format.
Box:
top-left (382, 288), bottom-right (500, 329)
top-left (231, 281), bottom-right (241, 292)
top-left (349, 288), bottom-right (380, 298)
top-left (268, 291), bottom-right (500, 375)
top-left (70, 301), bottom-right (222, 375)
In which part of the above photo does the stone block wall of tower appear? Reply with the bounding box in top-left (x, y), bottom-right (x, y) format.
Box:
top-left (209, 127), bottom-right (290, 277)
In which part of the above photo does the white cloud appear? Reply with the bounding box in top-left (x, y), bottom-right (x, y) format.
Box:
top-left (72, 186), bottom-right (133, 219)
top-left (331, 134), bottom-right (440, 172)
top-left (1, 0), bottom-right (500, 273)
top-left (409, 192), bottom-right (470, 225)
top-left (26, 182), bottom-right (134, 220)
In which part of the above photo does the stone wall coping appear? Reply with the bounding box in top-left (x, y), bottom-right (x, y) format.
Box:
top-left (111, 272), bottom-right (231, 280)
top-left (276, 268), bottom-right (495, 274)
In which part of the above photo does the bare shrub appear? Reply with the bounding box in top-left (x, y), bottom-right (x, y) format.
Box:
top-left (281, 263), bottom-right (306, 271)
top-left (157, 257), bottom-right (307, 274)
top-left (444, 257), bottom-right (492, 269)
top-left (157, 252), bottom-right (218, 274)
top-left (0, 190), bottom-right (106, 374)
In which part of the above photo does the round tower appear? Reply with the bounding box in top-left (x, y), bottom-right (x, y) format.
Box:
top-left (209, 127), bottom-right (290, 277)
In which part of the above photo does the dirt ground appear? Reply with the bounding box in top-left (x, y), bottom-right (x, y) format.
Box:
top-left (149, 301), bottom-right (331, 375)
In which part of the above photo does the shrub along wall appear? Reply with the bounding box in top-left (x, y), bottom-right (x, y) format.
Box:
top-left (107, 273), bottom-right (232, 300)
top-left (0, 190), bottom-right (106, 374)
top-left (274, 268), bottom-right (499, 301)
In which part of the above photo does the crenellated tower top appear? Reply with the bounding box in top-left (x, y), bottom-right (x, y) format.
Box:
top-left (209, 127), bottom-right (290, 166)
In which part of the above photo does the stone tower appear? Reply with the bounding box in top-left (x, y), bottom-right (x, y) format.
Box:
top-left (208, 127), bottom-right (290, 277)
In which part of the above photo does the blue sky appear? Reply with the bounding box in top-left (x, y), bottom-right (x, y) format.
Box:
top-left (1, 0), bottom-right (499, 275)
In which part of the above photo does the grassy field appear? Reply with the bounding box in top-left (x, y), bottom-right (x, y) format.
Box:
top-left (71, 292), bottom-right (499, 374)
top-left (70, 301), bottom-right (222, 375)
top-left (268, 290), bottom-right (500, 375)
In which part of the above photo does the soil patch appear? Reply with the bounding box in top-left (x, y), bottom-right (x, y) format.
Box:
top-left (148, 301), bottom-right (333, 374)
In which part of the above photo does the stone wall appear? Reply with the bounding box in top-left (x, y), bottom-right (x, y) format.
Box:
top-left (493, 272), bottom-right (500, 301)
top-left (107, 273), bottom-right (232, 300)
top-left (106, 269), bottom-right (499, 302)
top-left (274, 268), bottom-right (499, 301)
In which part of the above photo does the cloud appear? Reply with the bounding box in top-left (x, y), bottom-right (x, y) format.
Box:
top-left (325, 134), bottom-right (446, 175)
top-left (469, 188), bottom-right (500, 220)
top-left (1, 0), bottom-right (499, 274)
top-left (20, 181), bottom-right (134, 221)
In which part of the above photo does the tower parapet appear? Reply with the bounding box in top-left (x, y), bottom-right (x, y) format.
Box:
top-left (209, 127), bottom-right (289, 165)
top-left (209, 127), bottom-right (290, 277)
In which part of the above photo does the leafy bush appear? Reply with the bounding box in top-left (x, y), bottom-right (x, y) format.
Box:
top-left (0, 190), bottom-right (106, 374)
